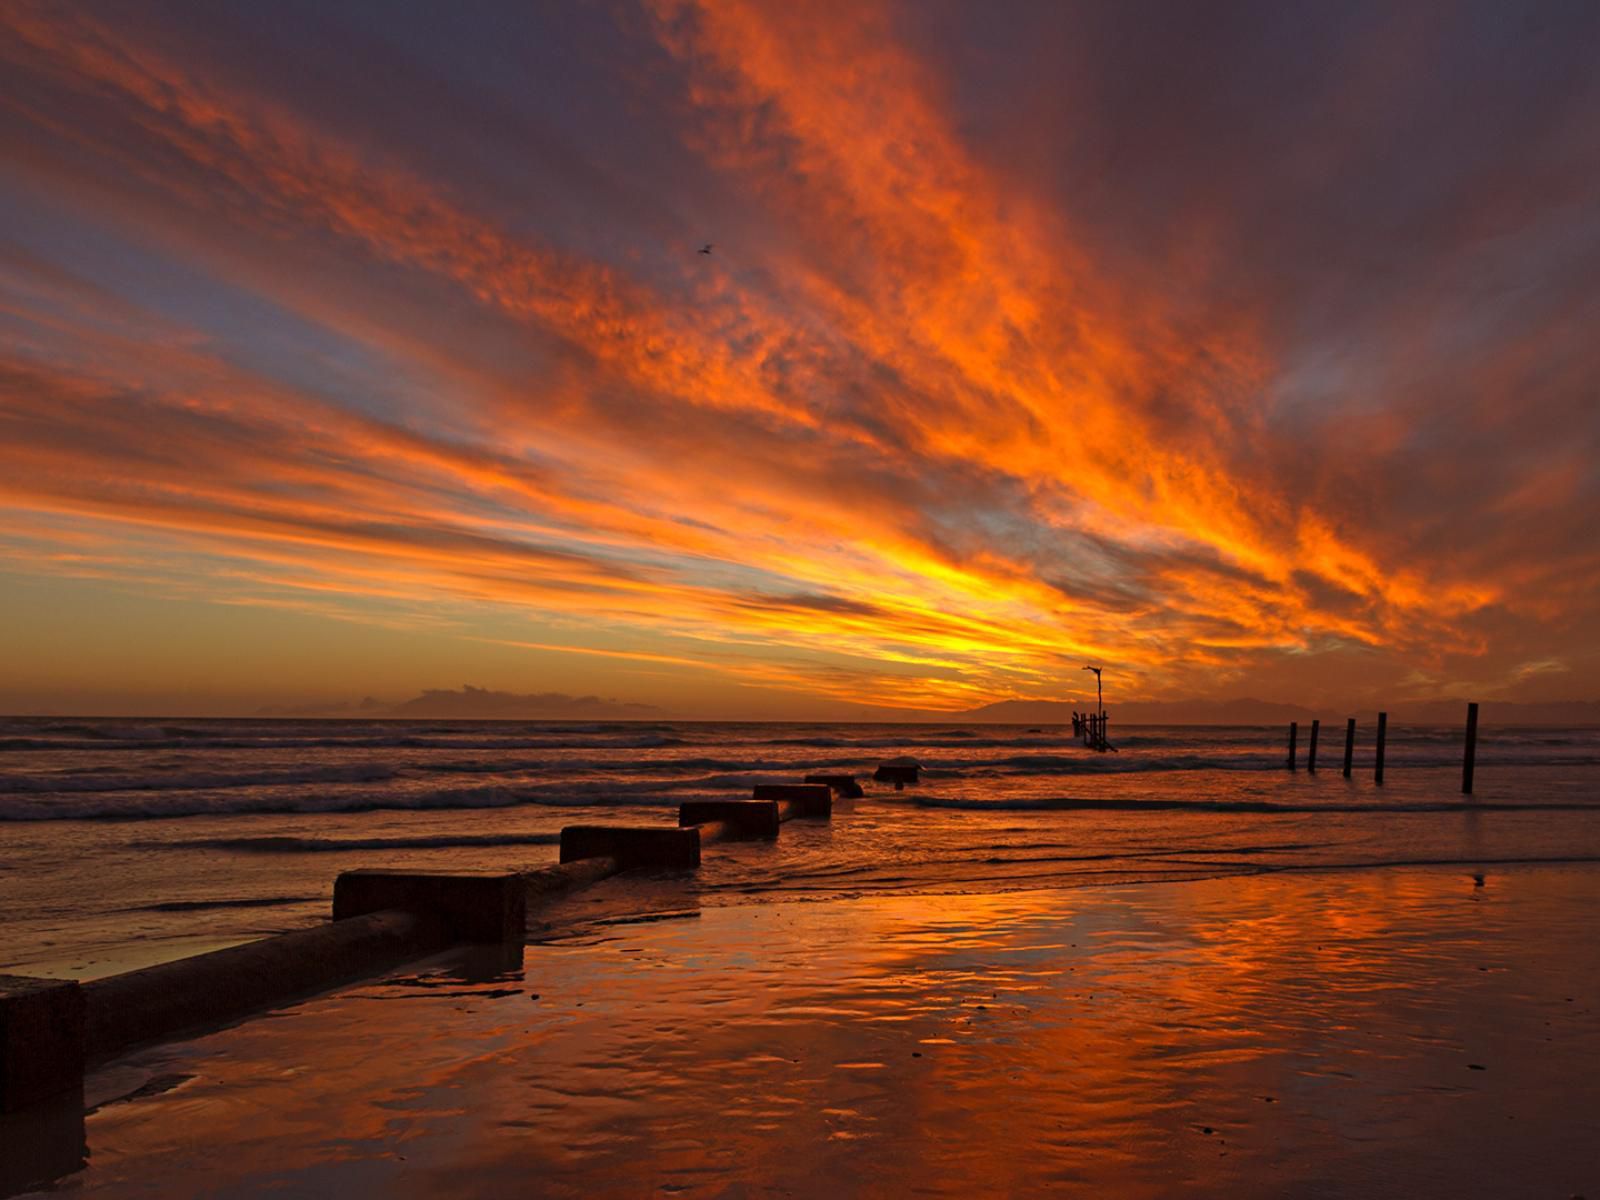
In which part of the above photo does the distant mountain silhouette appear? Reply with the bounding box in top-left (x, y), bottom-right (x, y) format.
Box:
top-left (949, 696), bottom-right (1600, 726)
top-left (255, 688), bottom-right (1598, 726)
top-left (1378, 698), bottom-right (1600, 726)
top-left (384, 685), bottom-right (661, 720)
top-left (256, 695), bottom-right (387, 717)
top-left (956, 697), bottom-right (1317, 725)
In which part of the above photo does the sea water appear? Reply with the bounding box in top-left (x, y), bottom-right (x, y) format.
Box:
top-left (2, 717), bottom-right (1597, 976)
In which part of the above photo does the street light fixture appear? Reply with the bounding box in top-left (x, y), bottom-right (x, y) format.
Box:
top-left (1082, 665), bottom-right (1104, 750)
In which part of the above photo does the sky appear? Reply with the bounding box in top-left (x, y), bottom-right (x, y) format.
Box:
top-left (2, 0), bottom-right (1598, 719)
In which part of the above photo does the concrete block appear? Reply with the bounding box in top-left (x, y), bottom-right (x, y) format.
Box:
top-left (333, 870), bottom-right (526, 945)
top-left (679, 800), bottom-right (781, 838)
top-left (0, 975), bottom-right (84, 1114)
top-left (84, 911), bottom-right (436, 1062)
top-left (752, 783), bottom-right (833, 817)
top-left (560, 825), bottom-right (701, 870)
top-left (874, 757), bottom-right (921, 786)
top-left (523, 856), bottom-right (622, 901)
top-left (805, 773), bottom-right (864, 799)
top-left (0, 1093), bottom-right (85, 1193)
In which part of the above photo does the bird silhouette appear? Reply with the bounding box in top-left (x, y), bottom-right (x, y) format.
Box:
top-left (698, 243), bottom-right (713, 255)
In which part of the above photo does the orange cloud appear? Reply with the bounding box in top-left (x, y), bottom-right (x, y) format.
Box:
top-left (1, 0), bottom-right (1586, 713)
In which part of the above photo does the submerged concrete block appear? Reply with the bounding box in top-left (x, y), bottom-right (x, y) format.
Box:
top-left (523, 856), bottom-right (622, 902)
top-left (805, 773), bottom-right (864, 799)
top-left (333, 870), bottom-right (526, 945)
top-left (873, 757), bottom-right (921, 787)
top-left (84, 910), bottom-right (436, 1062)
top-left (752, 783), bottom-right (833, 817)
top-left (560, 825), bottom-right (701, 870)
top-left (679, 800), bottom-right (781, 838)
top-left (0, 975), bottom-right (85, 1114)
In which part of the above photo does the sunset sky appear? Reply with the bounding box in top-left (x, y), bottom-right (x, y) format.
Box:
top-left (2, 0), bottom-right (1597, 719)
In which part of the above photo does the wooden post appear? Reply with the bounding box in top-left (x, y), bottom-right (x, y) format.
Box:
top-left (1308, 719), bottom-right (1320, 773)
top-left (1462, 701), bottom-right (1478, 795)
top-left (1342, 718), bottom-right (1355, 778)
top-left (1374, 711), bottom-right (1387, 785)
top-left (1287, 722), bottom-right (1297, 771)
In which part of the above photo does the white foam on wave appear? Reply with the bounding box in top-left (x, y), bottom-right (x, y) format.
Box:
top-left (895, 793), bottom-right (1599, 814)
top-left (0, 764), bottom-right (401, 794)
top-left (0, 779), bottom-right (713, 821)
top-left (0, 733), bottom-right (687, 752)
top-left (160, 832), bottom-right (563, 853)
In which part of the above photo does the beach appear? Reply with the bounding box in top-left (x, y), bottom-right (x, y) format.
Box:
top-left (35, 864), bottom-right (1600, 1198)
top-left (8, 1), bottom-right (1599, 1193)
top-left (5, 717), bottom-right (1599, 1196)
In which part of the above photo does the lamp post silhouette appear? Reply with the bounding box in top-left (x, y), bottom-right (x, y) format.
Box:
top-left (1083, 665), bottom-right (1104, 750)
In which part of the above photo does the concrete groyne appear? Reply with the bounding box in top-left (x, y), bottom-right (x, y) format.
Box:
top-left (83, 909), bottom-right (441, 1063)
top-left (0, 770), bottom-right (866, 1115)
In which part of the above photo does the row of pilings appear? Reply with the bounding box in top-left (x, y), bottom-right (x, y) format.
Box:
top-left (1071, 710), bottom-right (1111, 752)
top-left (1285, 701), bottom-right (1480, 793)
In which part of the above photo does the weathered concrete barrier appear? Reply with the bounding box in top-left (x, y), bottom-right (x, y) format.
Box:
top-left (873, 757), bottom-right (920, 788)
top-left (1, 975), bottom-right (84, 1114)
top-left (560, 825), bottom-right (701, 870)
top-left (680, 800), bottom-right (782, 838)
top-left (334, 869), bottom-right (526, 945)
top-left (751, 783), bottom-right (833, 818)
top-left (690, 819), bottom-right (735, 846)
top-left (523, 856), bottom-right (621, 901)
top-left (0, 1088), bottom-right (84, 1196)
top-left (7, 783), bottom-right (858, 1114)
top-left (805, 773), bottom-right (864, 799)
top-left (81, 909), bottom-right (437, 1063)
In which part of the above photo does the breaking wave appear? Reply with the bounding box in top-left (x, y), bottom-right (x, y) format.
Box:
top-left (159, 832), bottom-right (562, 853)
top-left (898, 795), bottom-right (1600, 814)
top-left (0, 764), bottom-right (402, 794)
top-left (0, 733), bottom-right (685, 752)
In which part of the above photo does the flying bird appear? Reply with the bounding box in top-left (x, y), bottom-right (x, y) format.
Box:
top-left (698, 243), bottom-right (713, 255)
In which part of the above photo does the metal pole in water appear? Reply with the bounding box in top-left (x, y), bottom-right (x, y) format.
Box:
top-left (1308, 719), bottom-right (1320, 773)
top-left (1375, 711), bottom-right (1387, 786)
top-left (1343, 718), bottom-right (1355, 779)
top-left (1462, 701), bottom-right (1478, 795)
top-left (1097, 672), bottom-right (1104, 749)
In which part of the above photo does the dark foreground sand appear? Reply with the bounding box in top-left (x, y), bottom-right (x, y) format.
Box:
top-left (26, 865), bottom-right (1600, 1197)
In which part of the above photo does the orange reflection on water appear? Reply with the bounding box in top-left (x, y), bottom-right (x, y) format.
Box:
top-left (73, 866), bottom-right (1600, 1197)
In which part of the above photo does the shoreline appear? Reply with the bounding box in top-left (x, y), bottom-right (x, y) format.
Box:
top-left (11, 850), bottom-right (1600, 983)
top-left (13, 849), bottom-right (1600, 984)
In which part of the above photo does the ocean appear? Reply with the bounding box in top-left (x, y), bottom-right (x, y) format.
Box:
top-left (3, 717), bottom-right (1598, 978)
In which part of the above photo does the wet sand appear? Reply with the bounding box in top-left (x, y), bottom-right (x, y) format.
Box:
top-left (37, 864), bottom-right (1600, 1198)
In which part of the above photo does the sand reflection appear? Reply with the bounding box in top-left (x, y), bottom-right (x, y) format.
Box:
top-left (67, 866), bottom-right (1600, 1197)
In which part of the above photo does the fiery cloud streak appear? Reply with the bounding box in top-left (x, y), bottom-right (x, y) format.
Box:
top-left (1, 0), bottom-right (1595, 713)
